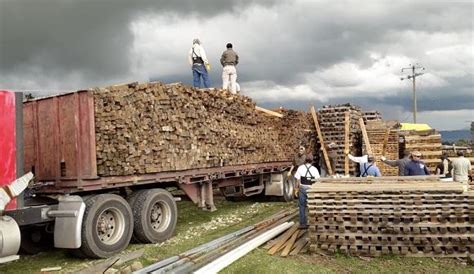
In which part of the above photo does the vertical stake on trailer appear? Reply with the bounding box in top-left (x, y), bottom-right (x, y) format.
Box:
top-left (344, 112), bottom-right (350, 176)
top-left (310, 106), bottom-right (333, 176)
top-left (359, 117), bottom-right (373, 156)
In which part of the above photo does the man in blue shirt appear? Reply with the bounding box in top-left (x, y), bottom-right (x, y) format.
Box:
top-left (404, 151), bottom-right (430, 176)
top-left (360, 155), bottom-right (382, 177)
top-left (346, 152), bottom-right (382, 177)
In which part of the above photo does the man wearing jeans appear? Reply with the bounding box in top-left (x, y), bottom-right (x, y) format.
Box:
top-left (188, 38), bottom-right (210, 88)
top-left (220, 43), bottom-right (239, 94)
top-left (294, 154), bottom-right (320, 229)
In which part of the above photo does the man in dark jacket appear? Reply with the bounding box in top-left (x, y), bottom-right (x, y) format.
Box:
top-left (381, 150), bottom-right (411, 176)
top-left (220, 43), bottom-right (239, 94)
top-left (404, 151), bottom-right (430, 176)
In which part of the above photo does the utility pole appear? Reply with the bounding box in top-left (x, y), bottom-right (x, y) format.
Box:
top-left (401, 64), bottom-right (425, 123)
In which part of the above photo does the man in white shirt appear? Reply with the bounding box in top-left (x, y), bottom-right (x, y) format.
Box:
top-left (188, 38), bottom-right (210, 88)
top-left (452, 151), bottom-right (472, 184)
top-left (294, 155), bottom-right (320, 229)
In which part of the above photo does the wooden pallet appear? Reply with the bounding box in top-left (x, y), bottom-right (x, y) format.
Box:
top-left (307, 179), bottom-right (473, 257)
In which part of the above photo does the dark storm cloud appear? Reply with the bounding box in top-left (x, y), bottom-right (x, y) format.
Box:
top-left (0, 0), bottom-right (472, 129)
top-left (0, 0), bottom-right (281, 88)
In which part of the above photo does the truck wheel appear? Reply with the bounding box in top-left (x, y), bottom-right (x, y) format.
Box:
top-left (78, 194), bottom-right (133, 258)
top-left (281, 174), bottom-right (295, 202)
top-left (129, 189), bottom-right (177, 243)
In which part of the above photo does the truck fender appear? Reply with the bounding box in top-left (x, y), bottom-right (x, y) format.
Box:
top-left (48, 195), bottom-right (85, 249)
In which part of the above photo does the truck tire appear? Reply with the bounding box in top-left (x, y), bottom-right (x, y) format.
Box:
top-left (129, 189), bottom-right (177, 243)
top-left (77, 194), bottom-right (133, 258)
top-left (281, 173), bottom-right (295, 202)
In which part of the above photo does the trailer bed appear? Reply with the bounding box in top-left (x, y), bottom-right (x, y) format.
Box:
top-left (36, 161), bottom-right (291, 193)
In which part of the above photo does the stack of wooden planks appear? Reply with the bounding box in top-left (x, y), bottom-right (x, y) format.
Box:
top-left (275, 109), bottom-right (316, 155)
top-left (93, 81), bottom-right (314, 176)
top-left (399, 130), bottom-right (442, 173)
top-left (263, 223), bottom-right (309, 256)
top-left (317, 104), bottom-right (362, 175)
top-left (307, 178), bottom-right (474, 257)
top-left (365, 121), bottom-right (400, 176)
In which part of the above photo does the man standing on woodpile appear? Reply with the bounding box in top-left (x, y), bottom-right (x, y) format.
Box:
top-left (294, 154), bottom-right (320, 229)
top-left (404, 151), bottom-right (430, 176)
top-left (220, 43), bottom-right (239, 94)
top-left (188, 38), bottom-right (210, 88)
top-left (451, 151), bottom-right (471, 184)
top-left (319, 142), bottom-right (338, 177)
top-left (380, 150), bottom-right (411, 176)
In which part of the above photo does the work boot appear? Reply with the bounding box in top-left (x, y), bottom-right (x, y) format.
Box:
top-left (298, 224), bottom-right (309, 230)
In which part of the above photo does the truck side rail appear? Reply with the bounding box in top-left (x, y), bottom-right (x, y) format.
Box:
top-left (35, 161), bottom-right (292, 193)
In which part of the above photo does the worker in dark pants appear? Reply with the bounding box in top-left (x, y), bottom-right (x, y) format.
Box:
top-left (294, 154), bottom-right (320, 229)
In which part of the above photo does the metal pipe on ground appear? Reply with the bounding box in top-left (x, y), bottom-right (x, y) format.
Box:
top-left (149, 209), bottom-right (297, 273)
top-left (194, 222), bottom-right (295, 274)
top-left (174, 211), bottom-right (298, 273)
top-left (134, 226), bottom-right (255, 274)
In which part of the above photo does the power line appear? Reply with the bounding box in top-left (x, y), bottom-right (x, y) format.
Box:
top-left (401, 63), bottom-right (425, 123)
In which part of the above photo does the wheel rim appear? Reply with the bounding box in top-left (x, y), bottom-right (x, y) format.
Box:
top-left (96, 207), bottom-right (125, 245)
top-left (149, 201), bottom-right (172, 233)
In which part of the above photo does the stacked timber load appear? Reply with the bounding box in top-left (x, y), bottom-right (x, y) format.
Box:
top-left (307, 178), bottom-right (474, 257)
top-left (365, 120), bottom-right (400, 176)
top-left (317, 104), bottom-right (362, 175)
top-left (276, 109), bottom-right (316, 155)
top-left (93, 81), bottom-right (312, 176)
top-left (363, 110), bottom-right (382, 123)
top-left (399, 130), bottom-right (442, 173)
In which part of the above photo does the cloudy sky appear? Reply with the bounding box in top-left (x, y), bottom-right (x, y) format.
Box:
top-left (1, 0), bottom-right (472, 130)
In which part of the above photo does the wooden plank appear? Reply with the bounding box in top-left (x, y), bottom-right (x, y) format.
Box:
top-left (289, 233), bottom-right (309, 255)
top-left (255, 106), bottom-right (284, 118)
top-left (268, 224), bottom-right (299, 255)
top-left (311, 106), bottom-right (333, 175)
top-left (359, 117), bottom-right (372, 155)
top-left (344, 111), bottom-right (350, 175)
top-left (281, 230), bottom-right (300, 257)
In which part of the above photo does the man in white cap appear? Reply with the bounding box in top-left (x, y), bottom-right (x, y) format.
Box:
top-left (404, 151), bottom-right (430, 176)
top-left (188, 38), bottom-right (210, 88)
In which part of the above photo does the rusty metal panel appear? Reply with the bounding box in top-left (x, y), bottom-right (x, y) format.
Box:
top-left (23, 103), bottom-right (36, 174)
top-left (58, 94), bottom-right (79, 177)
top-left (79, 92), bottom-right (97, 178)
top-left (23, 91), bottom-right (97, 182)
top-left (36, 97), bottom-right (60, 179)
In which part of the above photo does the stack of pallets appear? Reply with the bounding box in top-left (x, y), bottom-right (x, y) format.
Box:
top-left (317, 104), bottom-right (362, 175)
top-left (307, 178), bottom-right (473, 257)
top-left (365, 121), bottom-right (400, 176)
top-left (363, 111), bottom-right (382, 123)
top-left (399, 130), bottom-right (442, 173)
